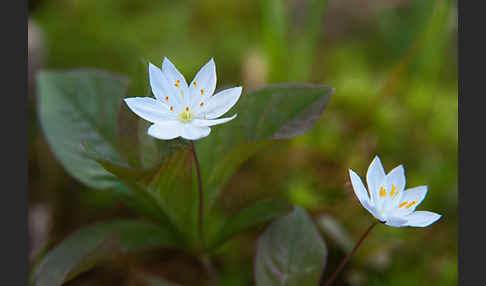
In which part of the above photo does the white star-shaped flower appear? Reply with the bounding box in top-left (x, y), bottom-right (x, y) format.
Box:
top-left (349, 156), bottom-right (442, 227)
top-left (124, 58), bottom-right (242, 140)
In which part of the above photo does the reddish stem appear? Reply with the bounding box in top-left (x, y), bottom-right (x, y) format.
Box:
top-left (190, 141), bottom-right (204, 248)
top-left (322, 221), bottom-right (377, 286)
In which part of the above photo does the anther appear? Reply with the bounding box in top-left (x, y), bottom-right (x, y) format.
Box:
top-left (379, 187), bottom-right (387, 197)
top-left (390, 185), bottom-right (397, 197)
top-left (406, 201), bottom-right (417, 209)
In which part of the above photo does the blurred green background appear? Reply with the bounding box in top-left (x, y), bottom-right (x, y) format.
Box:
top-left (28, 0), bottom-right (457, 285)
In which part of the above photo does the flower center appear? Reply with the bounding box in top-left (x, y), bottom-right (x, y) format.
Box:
top-left (179, 107), bottom-right (193, 123)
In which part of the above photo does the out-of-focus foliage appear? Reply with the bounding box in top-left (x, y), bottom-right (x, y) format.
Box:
top-left (29, 0), bottom-right (457, 285)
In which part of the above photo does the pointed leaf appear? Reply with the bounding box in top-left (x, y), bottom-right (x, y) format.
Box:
top-left (254, 207), bottom-right (327, 286)
top-left (34, 220), bottom-right (180, 286)
top-left (37, 70), bottom-right (131, 189)
top-left (91, 148), bottom-right (197, 246)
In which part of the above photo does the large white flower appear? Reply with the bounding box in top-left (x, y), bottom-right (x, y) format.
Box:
top-left (124, 58), bottom-right (242, 140)
top-left (348, 156), bottom-right (442, 227)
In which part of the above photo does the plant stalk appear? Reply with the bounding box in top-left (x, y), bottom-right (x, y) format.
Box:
top-left (190, 141), bottom-right (204, 249)
top-left (322, 221), bottom-right (377, 286)
top-left (190, 141), bottom-right (220, 284)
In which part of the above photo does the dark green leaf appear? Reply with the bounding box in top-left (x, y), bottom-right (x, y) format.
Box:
top-left (208, 199), bottom-right (292, 250)
top-left (254, 206), bottom-right (327, 286)
top-left (34, 219), bottom-right (180, 286)
top-left (92, 149), bottom-right (197, 247)
top-left (81, 136), bottom-right (180, 228)
top-left (37, 70), bottom-right (131, 189)
top-left (108, 182), bottom-right (175, 227)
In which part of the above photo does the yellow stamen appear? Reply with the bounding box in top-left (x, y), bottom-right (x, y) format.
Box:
top-left (193, 81), bottom-right (197, 86)
top-left (200, 89), bottom-right (204, 95)
top-left (390, 185), bottom-right (397, 197)
top-left (174, 80), bottom-right (179, 88)
top-left (399, 202), bottom-right (408, 208)
top-left (170, 106), bottom-right (173, 111)
top-left (179, 110), bottom-right (193, 122)
top-left (406, 201), bottom-right (417, 209)
top-left (165, 96), bottom-right (169, 102)
top-left (185, 107), bottom-right (189, 112)
top-left (379, 187), bottom-right (387, 197)
top-left (200, 102), bottom-right (204, 107)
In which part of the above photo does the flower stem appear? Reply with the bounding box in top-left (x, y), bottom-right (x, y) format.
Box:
top-left (190, 141), bottom-right (220, 284)
top-left (190, 141), bottom-right (204, 249)
top-left (322, 221), bottom-right (377, 286)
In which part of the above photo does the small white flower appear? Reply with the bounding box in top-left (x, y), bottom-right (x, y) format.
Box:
top-left (349, 156), bottom-right (442, 227)
top-left (124, 58), bottom-right (242, 140)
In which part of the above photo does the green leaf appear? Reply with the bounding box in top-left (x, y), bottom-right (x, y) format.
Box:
top-left (108, 182), bottom-right (174, 226)
top-left (92, 148), bottom-right (197, 247)
top-left (34, 219), bottom-right (180, 286)
top-left (223, 83), bottom-right (334, 141)
top-left (37, 69), bottom-right (132, 189)
top-left (197, 83), bottom-right (334, 211)
top-left (254, 206), bottom-right (327, 286)
top-left (208, 199), bottom-right (292, 250)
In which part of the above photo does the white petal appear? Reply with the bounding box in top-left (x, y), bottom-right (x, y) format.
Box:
top-left (148, 62), bottom-right (165, 101)
top-left (348, 169), bottom-right (383, 220)
top-left (149, 62), bottom-right (183, 108)
top-left (366, 203), bottom-right (385, 222)
top-left (380, 165), bottom-right (406, 212)
top-left (180, 124), bottom-right (211, 140)
top-left (190, 58), bottom-right (216, 108)
top-left (385, 216), bottom-right (408, 228)
top-left (385, 165), bottom-right (406, 193)
top-left (162, 57), bottom-right (188, 90)
top-left (366, 155), bottom-right (386, 203)
top-left (203, 87), bottom-right (242, 119)
top-left (392, 186), bottom-right (428, 216)
top-left (192, 114), bottom-right (237, 127)
top-left (349, 169), bottom-right (372, 208)
top-left (124, 97), bottom-right (174, 123)
top-left (403, 211), bottom-right (442, 227)
top-left (147, 121), bottom-right (183, 140)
